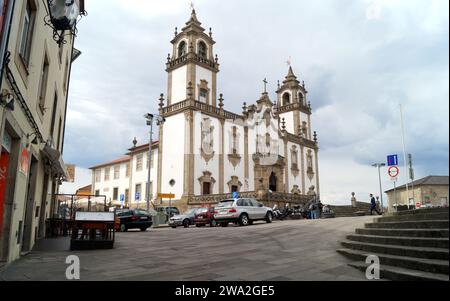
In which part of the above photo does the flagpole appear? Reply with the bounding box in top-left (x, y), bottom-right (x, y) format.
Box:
top-left (400, 104), bottom-right (410, 209)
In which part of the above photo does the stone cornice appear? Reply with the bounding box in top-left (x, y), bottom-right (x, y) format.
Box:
top-left (285, 132), bottom-right (319, 150)
top-left (171, 31), bottom-right (216, 46)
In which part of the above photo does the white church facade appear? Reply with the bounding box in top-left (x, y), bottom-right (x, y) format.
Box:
top-left (90, 9), bottom-right (320, 211)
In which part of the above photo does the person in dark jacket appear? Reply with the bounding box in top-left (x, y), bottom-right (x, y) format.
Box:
top-left (370, 194), bottom-right (382, 215)
top-left (318, 200), bottom-right (323, 218)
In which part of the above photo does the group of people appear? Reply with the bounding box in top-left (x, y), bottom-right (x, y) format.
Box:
top-left (308, 198), bottom-right (323, 219)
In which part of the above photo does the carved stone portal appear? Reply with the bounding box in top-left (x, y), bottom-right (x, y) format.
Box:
top-left (198, 171), bottom-right (216, 195)
top-left (227, 176), bottom-right (243, 193)
top-left (201, 118), bottom-right (215, 163)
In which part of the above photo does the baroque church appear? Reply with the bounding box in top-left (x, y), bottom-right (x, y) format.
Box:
top-left (155, 9), bottom-right (320, 207)
top-left (90, 8), bottom-right (320, 210)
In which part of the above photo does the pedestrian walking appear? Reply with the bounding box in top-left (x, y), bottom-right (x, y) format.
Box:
top-left (309, 199), bottom-right (318, 219)
top-left (318, 200), bottom-right (323, 219)
top-left (370, 194), bottom-right (382, 215)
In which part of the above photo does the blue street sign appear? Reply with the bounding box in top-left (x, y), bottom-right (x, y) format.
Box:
top-left (135, 192), bottom-right (140, 201)
top-left (120, 194), bottom-right (124, 203)
top-left (387, 155), bottom-right (398, 166)
top-left (232, 191), bottom-right (239, 199)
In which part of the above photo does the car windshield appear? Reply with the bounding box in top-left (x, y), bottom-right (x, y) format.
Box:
top-left (134, 209), bottom-right (149, 215)
top-left (197, 208), bottom-right (208, 214)
top-left (217, 200), bottom-right (234, 208)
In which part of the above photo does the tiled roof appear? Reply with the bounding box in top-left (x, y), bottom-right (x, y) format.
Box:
top-left (385, 175), bottom-right (449, 193)
top-left (89, 156), bottom-right (130, 170)
top-left (127, 141), bottom-right (159, 154)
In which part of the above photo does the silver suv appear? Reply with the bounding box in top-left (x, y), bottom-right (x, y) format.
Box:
top-left (214, 198), bottom-right (273, 227)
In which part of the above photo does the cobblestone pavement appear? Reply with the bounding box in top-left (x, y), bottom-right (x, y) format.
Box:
top-left (1, 216), bottom-right (379, 281)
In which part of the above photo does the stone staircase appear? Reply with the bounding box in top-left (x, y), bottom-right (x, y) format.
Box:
top-left (337, 207), bottom-right (449, 281)
top-left (331, 202), bottom-right (372, 217)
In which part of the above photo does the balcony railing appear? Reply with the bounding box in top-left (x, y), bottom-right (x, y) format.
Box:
top-left (166, 53), bottom-right (219, 70)
top-left (275, 102), bottom-right (311, 114)
top-left (162, 99), bottom-right (242, 120)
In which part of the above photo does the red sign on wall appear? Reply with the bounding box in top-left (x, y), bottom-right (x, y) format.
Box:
top-left (0, 150), bottom-right (9, 236)
top-left (19, 146), bottom-right (29, 175)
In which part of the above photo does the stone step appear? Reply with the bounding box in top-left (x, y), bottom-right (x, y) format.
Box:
top-left (355, 228), bottom-right (449, 238)
top-left (347, 234), bottom-right (449, 249)
top-left (341, 240), bottom-right (449, 260)
top-left (337, 248), bottom-right (449, 275)
top-left (394, 208), bottom-right (449, 216)
top-left (379, 212), bottom-right (449, 223)
top-left (348, 262), bottom-right (449, 281)
top-left (365, 220), bottom-right (449, 229)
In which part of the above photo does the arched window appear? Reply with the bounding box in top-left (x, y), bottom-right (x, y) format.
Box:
top-left (198, 41), bottom-right (207, 58)
top-left (298, 92), bottom-right (304, 105)
top-left (282, 93), bottom-right (291, 106)
top-left (178, 41), bottom-right (186, 57)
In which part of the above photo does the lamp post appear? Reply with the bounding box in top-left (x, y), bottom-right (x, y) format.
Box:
top-left (144, 113), bottom-right (165, 212)
top-left (372, 163), bottom-right (386, 212)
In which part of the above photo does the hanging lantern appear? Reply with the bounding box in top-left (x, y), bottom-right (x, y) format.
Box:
top-left (45, 0), bottom-right (86, 46)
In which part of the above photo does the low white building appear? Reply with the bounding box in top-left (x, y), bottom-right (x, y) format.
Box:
top-left (90, 141), bottom-right (158, 208)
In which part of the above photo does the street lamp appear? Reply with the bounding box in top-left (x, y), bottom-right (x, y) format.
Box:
top-left (45, 0), bottom-right (87, 46)
top-left (144, 113), bottom-right (165, 212)
top-left (372, 163), bottom-right (386, 212)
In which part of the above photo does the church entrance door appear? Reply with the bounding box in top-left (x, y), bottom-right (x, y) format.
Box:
top-left (269, 172), bottom-right (277, 192)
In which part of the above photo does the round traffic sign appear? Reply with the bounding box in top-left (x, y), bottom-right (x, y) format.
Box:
top-left (388, 166), bottom-right (399, 178)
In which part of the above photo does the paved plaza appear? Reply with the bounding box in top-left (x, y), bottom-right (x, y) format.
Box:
top-left (1, 216), bottom-right (379, 281)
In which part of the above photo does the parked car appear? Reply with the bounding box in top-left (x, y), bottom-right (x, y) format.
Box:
top-left (169, 208), bottom-right (199, 228)
top-left (214, 198), bottom-right (273, 227)
top-left (116, 209), bottom-right (153, 232)
top-left (194, 207), bottom-right (217, 227)
top-left (156, 206), bottom-right (180, 220)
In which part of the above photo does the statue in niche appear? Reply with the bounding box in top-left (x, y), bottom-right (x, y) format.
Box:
top-left (201, 118), bottom-right (215, 162)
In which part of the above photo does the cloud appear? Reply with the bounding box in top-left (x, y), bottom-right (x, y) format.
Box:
top-left (63, 0), bottom-right (449, 203)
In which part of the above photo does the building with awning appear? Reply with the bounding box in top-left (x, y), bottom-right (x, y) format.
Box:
top-left (41, 144), bottom-right (69, 182)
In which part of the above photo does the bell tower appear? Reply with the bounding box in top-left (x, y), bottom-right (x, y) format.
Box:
top-left (276, 66), bottom-right (312, 140)
top-left (165, 9), bottom-right (220, 107)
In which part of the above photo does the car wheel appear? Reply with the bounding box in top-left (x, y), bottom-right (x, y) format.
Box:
top-left (183, 219), bottom-right (190, 228)
top-left (140, 227), bottom-right (147, 232)
top-left (171, 226), bottom-right (177, 229)
top-left (220, 222), bottom-right (229, 227)
top-left (238, 214), bottom-right (249, 226)
top-left (210, 220), bottom-right (217, 227)
top-left (120, 224), bottom-right (127, 232)
top-left (265, 212), bottom-right (273, 223)
top-left (195, 224), bottom-right (201, 227)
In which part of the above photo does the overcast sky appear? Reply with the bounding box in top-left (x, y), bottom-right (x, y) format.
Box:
top-left (61, 0), bottom-right (449, 205)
